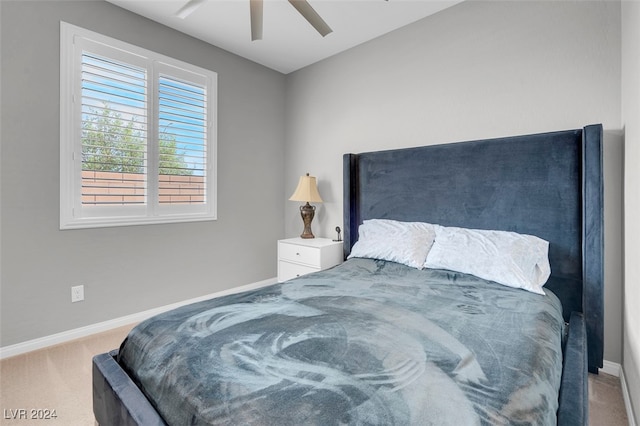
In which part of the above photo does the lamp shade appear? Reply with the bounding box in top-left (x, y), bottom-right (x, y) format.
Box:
top-left (289, 173), bottom-right (323, 203)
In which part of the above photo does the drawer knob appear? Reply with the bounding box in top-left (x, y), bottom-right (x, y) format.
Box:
top-left (296, 252), bottom-right (300, 256)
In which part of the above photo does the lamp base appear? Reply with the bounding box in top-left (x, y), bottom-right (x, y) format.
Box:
top-left (299, 202), bottom-right (316, 239)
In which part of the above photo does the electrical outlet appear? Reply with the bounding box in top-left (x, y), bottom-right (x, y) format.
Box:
top-left (71, 285), bottom-right (84, 303)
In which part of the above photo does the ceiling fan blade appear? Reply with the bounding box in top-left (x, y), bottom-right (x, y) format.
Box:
top-left (175, 0), bottom-right (206, 19)
top-left (250, 0), bottom-right (263, 41)
top-left (287, 0), bottom-right (333, 37)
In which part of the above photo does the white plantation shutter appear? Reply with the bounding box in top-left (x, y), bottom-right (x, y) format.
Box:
top-left (157, 74), bottom-right (207, 205)
top-left (60, 23), bottom-right (217, 229)
top-left (81, 52), bottom-right (148, 206)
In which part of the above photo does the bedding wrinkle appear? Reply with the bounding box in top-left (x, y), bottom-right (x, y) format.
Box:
top-left (118, 259), bottom-right (564, 425)
top-left (176, 298), bottom-right (325, 338)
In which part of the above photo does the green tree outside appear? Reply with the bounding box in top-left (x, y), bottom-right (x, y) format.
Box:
top-left (82, 103), bottom-right (193, 176)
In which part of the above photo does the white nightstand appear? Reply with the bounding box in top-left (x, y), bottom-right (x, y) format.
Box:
top-left (277, 237), bottom-right (344, 282)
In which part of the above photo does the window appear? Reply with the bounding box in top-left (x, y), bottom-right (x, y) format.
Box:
top-left (60, 22), bottom-right (217, 229)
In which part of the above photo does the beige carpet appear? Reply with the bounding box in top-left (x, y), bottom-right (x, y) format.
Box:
top-left (0, 325), bottom-right (631, 425)
top-left (0, 325), bottom-right (133, 426)
top-left (589, 372), bottom-right (631, 426)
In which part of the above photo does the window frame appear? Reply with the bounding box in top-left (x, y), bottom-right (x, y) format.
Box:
top-left (60, 22), bottom-right (217, 230)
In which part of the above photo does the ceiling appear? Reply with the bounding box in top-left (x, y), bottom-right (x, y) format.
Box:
top-left (106, 0), bottom-right (463, 74)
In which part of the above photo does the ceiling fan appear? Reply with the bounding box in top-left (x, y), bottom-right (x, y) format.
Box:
top-left (175, 0), bottom-right (333, 41)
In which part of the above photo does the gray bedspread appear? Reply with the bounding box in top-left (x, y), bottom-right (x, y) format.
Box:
top-left (118, 258), bottom-right (565, 425)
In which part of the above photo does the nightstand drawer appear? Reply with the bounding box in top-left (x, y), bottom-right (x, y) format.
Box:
top-left (277, 237), bottom-right (343, 282)
top-left (278, 242), bottom-right (321, 266)
top-left (278, 261), bottom-right (319, 282)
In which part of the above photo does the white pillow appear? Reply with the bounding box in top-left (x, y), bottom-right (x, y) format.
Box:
top-left (348, 219), bottom-right (438, 269)
top-left (424, 226), bottom-right (551, 294)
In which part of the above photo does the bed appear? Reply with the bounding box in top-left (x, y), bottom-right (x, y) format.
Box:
top-left (93, 124), bottom-right (603, 426)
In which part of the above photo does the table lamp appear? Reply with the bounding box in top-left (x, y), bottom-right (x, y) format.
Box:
top-left (289, 173), bottom-right (323, 238)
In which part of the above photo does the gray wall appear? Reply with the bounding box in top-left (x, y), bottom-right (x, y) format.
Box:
top-left (0, 1), bottom-right (286, 346)
top-left (622, 1), bottom-right (640, 423)
top-left (284, 1), bottom-right (624, 363)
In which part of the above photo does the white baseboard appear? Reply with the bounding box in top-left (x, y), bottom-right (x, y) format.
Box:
top-left (600, 360), bottom-right (637, 426)
top-left (602, 359), bottom-right (622, 377)
top-left (620, 366), bottom-right (638, 426)
top-left (0, 277), bottom-right (277, 360)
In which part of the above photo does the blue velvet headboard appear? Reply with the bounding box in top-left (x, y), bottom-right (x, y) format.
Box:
top-left (343, 125), bottom-right (603, 373)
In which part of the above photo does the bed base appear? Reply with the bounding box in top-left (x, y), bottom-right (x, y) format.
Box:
top-left (93, 316), bottom-right (589, 425)
top-left (93, 350), bottom-right (166, 426)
